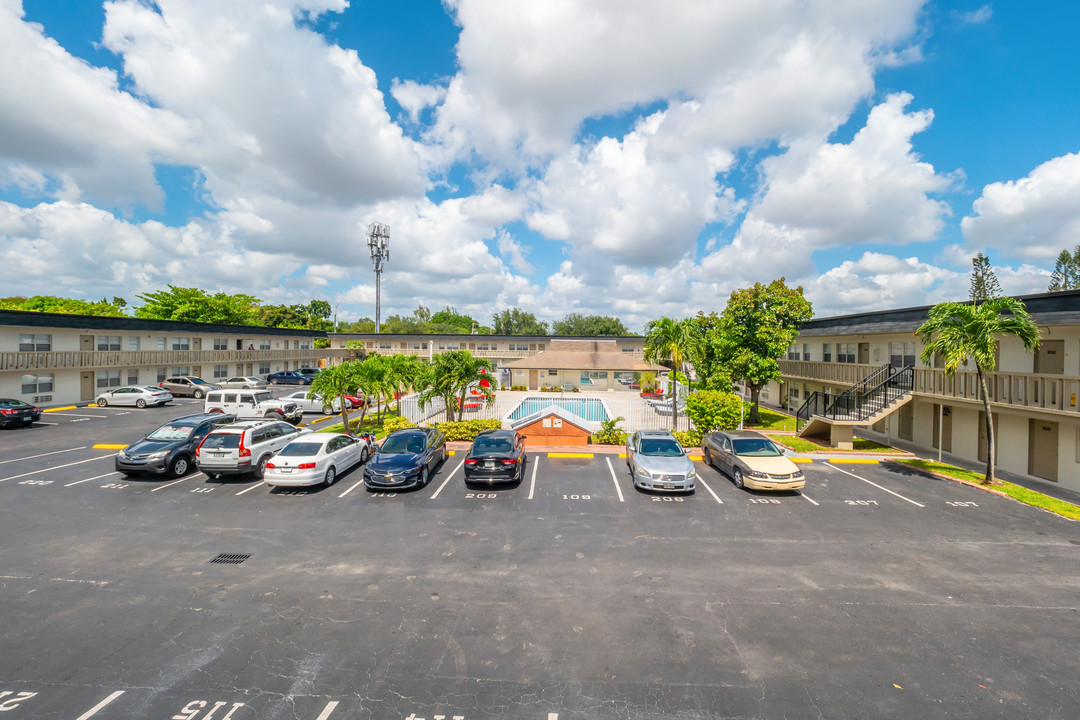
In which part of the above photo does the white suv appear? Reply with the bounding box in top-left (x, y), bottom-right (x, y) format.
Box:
top-left (195, 420), bottom-right (310, 479)
top-left (203, 390), bottom-right (303, 425)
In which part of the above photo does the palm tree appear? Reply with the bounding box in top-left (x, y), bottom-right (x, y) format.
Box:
top-left (643, 317), bottom-right (702, 431)
top-left (309, 362), bottom-right (361, 434)
top-left (917, 297), bottom-right (1041, 484)
top-left (417, 350), bottom-right (494, 422)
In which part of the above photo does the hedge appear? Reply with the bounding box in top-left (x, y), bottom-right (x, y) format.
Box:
top-left (432, 418), bottom-right (503, 441)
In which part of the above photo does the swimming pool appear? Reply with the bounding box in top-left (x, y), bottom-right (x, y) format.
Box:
top-left (506, 396), bottom-right (611, 423)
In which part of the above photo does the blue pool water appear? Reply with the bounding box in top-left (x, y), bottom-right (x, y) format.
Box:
top-left (508, 397), bottom-right (610, 422)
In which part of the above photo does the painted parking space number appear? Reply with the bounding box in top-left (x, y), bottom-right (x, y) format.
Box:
top-left (749, 498), bottom-right (781, 504)
top-left (191, 487), bottom-right (213, 493)
top-left (652, 497), bottom-right (684, 502)
top-left (404, 714), bottom-right (464, 720)
top-left (946, 501), bottom-right (978, 507)
top-left (844, 500), bottom-right (878, 505)
top-left (172, 700), bottom-right (245, 720)
top-left (464, 493), bottom-right (496, 499)
top-left (101, 482), bottom-right (129, 489)
top-left (562, 494), bottom-right (591, 500)
top-left (18, 480), bottom-right (53, 486)
top-left (0, 691), bottom-right (37, 712)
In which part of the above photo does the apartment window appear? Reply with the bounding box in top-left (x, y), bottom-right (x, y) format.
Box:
top-left (621, 346), bottom-right (635, 353)
top-left (802, 344), bottom-right (810, 361)
top-left (97, 335), bottom-right (121, 351)
top-left (822, 343), bottom-right (832, 362)
top-left (19, 334), bottom-right (51, 352)
top-left (170, 367), bottom-right (190, 376)
top-left (258, 340), bottom-right (271, 350)
top-left (213, 338), bottom-right (228, 351)
top-left (408, 342), bottom-right (422, 350)
top-left (379, 341), bottom-right (392, 350)
top-left (513, 343), bottom-right (529, 351)
top-left (837, 343), bottom-right (856, 363)
top-left (789, 386), bottom-right (800, 400)
top-left (155, 336), bottom-right (166, 351)
top-left (787, 345), bottom-right (798, 361)
top-left (258, 362), bottom-right (270, 375)
top-left (438, 342), bottom-right (460, 351)
top-left (476, 343), bottom-right (490, 351)
top-left (300, 340), bottom-right (312, 349)
top-left (156, 367), bottom-right (167, 383)
top-left (96, 370), bottom-right (121, 389)
top-left (889, 341), bottom-right (917, 368)
top-left (213, 364), bottom-right (228, 379)
top-left (127, 369), bottom-right (139, 385)
top-left (21, 373), bottom-right (54, 394)
top-left (127, 336), bottom-right (140, 351)
top-left (171, 337), bottom-right (189, 351)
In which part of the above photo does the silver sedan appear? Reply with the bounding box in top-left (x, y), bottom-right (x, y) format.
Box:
top-left (281, 391), bottom-right (353, 414)
top-left (219, 376), bottom-right (269, 389)
top-left (95, 386), bottom-right (173, 408)
top-left (625, 429), bottom-right (697, 493)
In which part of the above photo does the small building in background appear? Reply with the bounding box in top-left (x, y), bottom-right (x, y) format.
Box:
top-left (510, 405), bottom-right (594, 447)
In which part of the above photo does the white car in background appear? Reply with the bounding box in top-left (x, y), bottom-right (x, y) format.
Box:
top-left (264, 433), bottom-right (367, 487)
top-left (95, 386), bottom-right (173, 408)
top-left (219, 376), bottom-right (269, 389)
top-left (281, 391), bottom-right (353, 415)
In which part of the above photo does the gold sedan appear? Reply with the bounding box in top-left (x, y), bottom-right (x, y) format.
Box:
top-left (701, 430), bottom-right (805, 491)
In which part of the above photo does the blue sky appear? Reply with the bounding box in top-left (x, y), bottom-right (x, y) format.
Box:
top-left (2, 1), bottom-right (1079, 331)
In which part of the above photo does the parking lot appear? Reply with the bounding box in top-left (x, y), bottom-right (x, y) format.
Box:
top-left (1, 400), bottom-right (1079, 719)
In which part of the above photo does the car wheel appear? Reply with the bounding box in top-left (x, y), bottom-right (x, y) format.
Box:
top-left (323, 466), bottom-right (337, 486)
top-left (135, 399), bottom-right (147, 409)
top-left (242, 385), bottom-right (250, 389)
top-left (255, 455), bottom-right (269, 479)
top-left (322, 406), bottom-right (333, 415)
top-left (360, 447), bottom-right (369, 463)
top-left (733, 467), bottom-right (745, 489)
top-left (208, 408), bottom-right (224, 414)
top-left (193, 390), bottom-right (204, 399)
top-left (704, 448), bottom-right (713, 467)
top-left (169, 455), bottom-right (190, 477)
top-left (97, 398), bottom-right (108, 407)
top-left (420, 466), bottom-right (429, 487)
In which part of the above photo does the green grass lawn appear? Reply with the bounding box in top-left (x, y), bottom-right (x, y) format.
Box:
top-left (766, 433), bottom-right (904, 454)
top-left (895, 459), bottom-right (1080, 521)
top-left (745, 407), bottom-right (797, 432)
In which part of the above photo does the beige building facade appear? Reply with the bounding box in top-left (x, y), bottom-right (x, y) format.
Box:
top-left (1, 310), bottom-right (322, 406)
top-left (775, 290), bottom-right (1080, 493)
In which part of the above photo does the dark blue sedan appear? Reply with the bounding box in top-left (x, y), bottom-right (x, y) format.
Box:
top-left (266, 371), bottom-right (312, 386)
top-left (364, 427), bottom-right (447, 491)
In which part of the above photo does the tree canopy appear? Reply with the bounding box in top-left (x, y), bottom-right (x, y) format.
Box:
top-left (1048, 247), bottom-right (1080, 292)
top-left (969, 252), bottom-right (1003, 303)
top-left (643, 317), bottom-right (701, 431)
top-left (492, 308), bottom-right (549, 335)
top-left (552, 313), bottom-right (629, 336)
top-left (1, 295), bottom-right (129, 316)
top-left (134, 286), bottom-right (262, 325)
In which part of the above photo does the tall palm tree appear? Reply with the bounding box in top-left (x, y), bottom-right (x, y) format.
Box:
top-left (917, 297), bottom-right (1041, 484)
top-left (309, 362), bottom-right (361, 434)
top-left (643, 317), bottom-right (702, 431)
top-left (417, 350), bottom-right (494, 422)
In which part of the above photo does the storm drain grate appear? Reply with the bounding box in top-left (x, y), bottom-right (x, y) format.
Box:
top-left (209, 553), bottom-right (251, 565)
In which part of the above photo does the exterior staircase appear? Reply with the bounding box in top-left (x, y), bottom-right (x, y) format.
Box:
top-left (795, 365), bottom-right (914, 448)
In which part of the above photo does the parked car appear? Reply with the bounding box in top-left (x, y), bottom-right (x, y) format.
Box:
top-left (95, 386), bottom-right (173, 408)
top-left (266, 371), bottom-right (312, 385)
top-left (158, 376), bottom-right (221, 398)
top-left (342, 393), bottom-right (368, 408)
top-left (203, 390), bottom-right (303, 424)
top-left (702, 430), bottom-right (805, 491)
top-left (195, 419), bottom-right (309, 479)
top-left (463, 430), bottom-right (526, 486)
top-left (280, 390), bottom-right (353, 414)
top-left (219, 376), bottom-right (268, 389)
top-left (0, 398), bottom-right (42, 428)
top-left (363, 427), bottom-right (447, 491)
top-left (116, 412), bottom-right (236, 477)
top-left (264, 433), bottom-right (367, 488)
top-left (296, 367), bottom-right (322, 378)
top-left (625, 429), bottom-right (696, 493)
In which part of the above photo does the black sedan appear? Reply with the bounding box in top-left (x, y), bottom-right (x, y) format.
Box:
top-left (266, 371), bottom-right (312, 385)
top-left (363, 427), bottom-right (446, 491)
top-left (463, 430), bottom-right (526, 486)
top-left (0, 398), bottom-right (42, 428)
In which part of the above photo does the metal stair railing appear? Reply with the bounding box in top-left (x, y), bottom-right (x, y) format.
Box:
top-left (796, 365), bottom-right (914, 431)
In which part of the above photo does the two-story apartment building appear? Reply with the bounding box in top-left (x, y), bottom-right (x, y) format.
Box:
top-left (775, 290), bottom-right (1080, 492)
top-left (1, 310), bottom-right (323, 406)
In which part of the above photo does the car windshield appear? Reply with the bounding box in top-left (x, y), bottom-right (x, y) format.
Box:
top-left (277, 442), bottom-right (323, 457)
top-left (254, 392), bottom-right (273, 403)
top-left (146, 425), bottom-right (194, 441)
top-left (732, 438), bottom-right (783, 457)
top-left (380, 435), bottom-right (424, 454)
top-left (472, 437), bottom-right (513, 454)
top-left (201, 434), bottom-right (240, 449)
top-left (0, 399), bottom-right (29, 408)
top-left (640, 439), bottom-right (685, 456)
top-left (190, 378), bottom-right (210, 385)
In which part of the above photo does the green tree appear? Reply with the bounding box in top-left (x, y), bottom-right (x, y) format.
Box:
top-left (135, 286), bottom-right (261, 325)
top-left (716, 278), bottom-right (814, 423)
top-left (684, 390), bottom-right (747, 433)
top-left (917, 297), bottom-right (1041, 485)
top-left (552, 313), bottom-right (629, 336)
top-left (417, 350), bottom-right (494, 422)
top-left (1, 295), bottom-right (128, 316)
top-left (429, 306), bottom-right (477, 333)
top-left (643, 317), bottom-right (702, 431)
top-left (969, 252), bottom-right (1003, 303)
top-left (1048, 248), bottom-right (1080, 291)
top-left (492, 308), bottom-right (549, 335)
top-left (309, 362), bottom-right (363, 434)
top-left (691, 311), bottom-right (733, 391)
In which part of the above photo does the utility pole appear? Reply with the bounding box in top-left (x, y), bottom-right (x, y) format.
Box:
top-left (367, 222), bottom-right (390, 333)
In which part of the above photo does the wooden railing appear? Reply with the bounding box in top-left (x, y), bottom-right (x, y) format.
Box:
top-left (325, 347), bottom-right (645, 361)
top-left (1, 349), bottom-right (321, 372)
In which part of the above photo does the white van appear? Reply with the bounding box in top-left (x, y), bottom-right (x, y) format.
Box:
top-left (203, 390), bottom-right (303, 425)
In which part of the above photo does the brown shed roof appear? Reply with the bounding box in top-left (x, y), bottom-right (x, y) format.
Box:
top-left (502, 340), bottom-right (665, 372)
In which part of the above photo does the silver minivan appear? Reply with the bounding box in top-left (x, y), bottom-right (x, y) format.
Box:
top-left (195, 420), bottom-right (309, 479)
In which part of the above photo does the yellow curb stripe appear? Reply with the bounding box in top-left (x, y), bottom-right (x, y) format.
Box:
top-left (447, 450), bottom-right (455, 455)
top-left (791, 458), bottom-right (814, 464)
top-left (547, 452), bottom-right (594, 459)
top-left (309, 416), bottom-right (334, 424)
top-left (686, 454), bottom-right (704, 460)
top-left (618, 453), bottom-right (627, 458)
top-left (44, 406), bottom-right (78, 412)
top-left (828, 458), bottom-right (880, 464)
top-left (93, 444), bottom-right (127, 450)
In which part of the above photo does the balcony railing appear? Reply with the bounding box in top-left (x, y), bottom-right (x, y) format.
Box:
top-left (1, 349), bottom-right (321, 372)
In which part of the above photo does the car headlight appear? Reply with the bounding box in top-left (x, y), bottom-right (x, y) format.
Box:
top-left (117, 450), bottom-right (128, 459)
top-left (792, 470), bottom-right (804, 478)
top-left (147, 451), bottom-right (170, 460)
top-left (745, 468), bottom-right (768, 478)
top-left (687, 467), bottom-right (697, 478)
top-left (635, 465), bottom-right (651, 478)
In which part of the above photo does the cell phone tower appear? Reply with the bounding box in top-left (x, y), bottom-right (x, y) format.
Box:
top-left (367, 222), bottom-right (390, 333)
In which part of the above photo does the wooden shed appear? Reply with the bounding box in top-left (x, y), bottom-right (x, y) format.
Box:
top-left (510, 405), bottom-right (594, 447)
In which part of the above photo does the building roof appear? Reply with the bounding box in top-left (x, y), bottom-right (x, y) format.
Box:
top-left (509, 404), bottom-right (596, 433)
top-left (328, 332), bottom-right (644, 342)
top-left (0, 309), bottom-right (323, 337)
top-left (501, 340), bottom-right (666, 371)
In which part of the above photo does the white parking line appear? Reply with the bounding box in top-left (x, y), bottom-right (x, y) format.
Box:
top-left (697, 476), bottom-right (725, 504)
top-left (0, 446), bottom-right (88, 465)
top-left (41, 413), bottom-right (107, 418)
top-left (0, 455), bottom-right (110, 483)
top-left (74, 690), bottom-right (125, 720)
top-left (799, 491), bottom-right (819, 505)
top-left (528, 455), bottom-right (539, 499)
top-left (65, 472), bottom-right (121, 487)
top-left (605, 456), bottom-right (625, 502)
top-left (314, 701), bottom-right (339, 720)
top-left (830, 463), bottom-right (925, 507)
top-left (236, 481), bottom-right (266, 495)
top-left (150, 474), bottom-right (205, 492)
top-left (430, 457), bottom-right (465, 500)
top-left (338, 478), bottom-right (366, 498)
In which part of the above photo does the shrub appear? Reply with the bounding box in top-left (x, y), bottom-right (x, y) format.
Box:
top-left (381, 416), bottom-right (414, 434)
top-left (433, 418), bottom-right (503, 441)
top-left (672, 429), bottom-right (703, 448)
top-left (510, 384), bottom-right (527, 391)
top-left (539, 384), bottom-right (561, 392)
top-left (590, 416), bottom-right (627, 445)
top-left (684, 390), bottom-right (749, 433)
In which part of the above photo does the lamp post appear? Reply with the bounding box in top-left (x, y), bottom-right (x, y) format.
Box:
top-left (367, 222), bottom-right (390, 333)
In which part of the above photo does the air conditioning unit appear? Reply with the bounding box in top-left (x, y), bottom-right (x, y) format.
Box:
top-left (34, 395), bottom-right (53, 403)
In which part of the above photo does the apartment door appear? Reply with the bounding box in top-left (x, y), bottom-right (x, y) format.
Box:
top-left (80, 334), bottom-right (94, 352)
top-left (931, 404), bottom-right (953, 452)
top-left (192, 337), bottom-right (202, 352)
top-left (80, 372), bottom-right (94, 402)
top-left (1028, 420), bottom-right (1059, 481)
top-left (1034, 340), bottom-right (1064, 374)
top-left (897, 403), bottom-right (914, 441)
top-left (528, 370), bottom-right (539, 390)
top-left (858, 343), bottom-right (870, 364)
